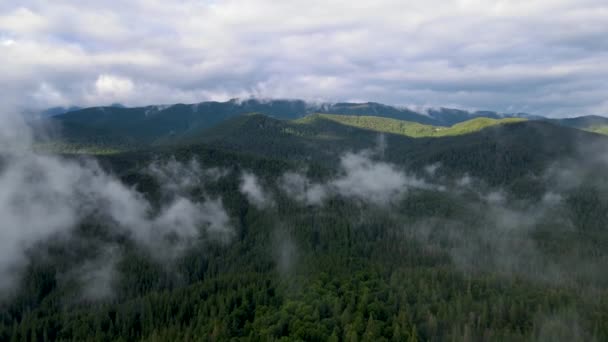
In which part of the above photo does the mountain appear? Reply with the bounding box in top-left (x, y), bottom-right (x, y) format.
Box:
top-left (43, 98), bottom-right (608, 160)
top-left (314, 101), bottom-right (438, 125)
top-left (38, 106), bottom-right (82, 117)
top-left (297, 114), bottom-right (525, 138)
top-left (47, 98), bottom-right (608, 149)
top-left (20, 106), bottom-right (82, 120)
top-left (426, 107), bottom-right (545, 125)
top-left (48, 99), bottom-right (310, 146)
top-left (552, 115), bottom-right (608, 135)
top-left (8, 99), bottom-right (608, 341)
top-left (426, 107), bottom-right (500, 125)
top-left (44, 107), bottom-right (531, 159)
top-left (184, 113), bottom-right (605, 188)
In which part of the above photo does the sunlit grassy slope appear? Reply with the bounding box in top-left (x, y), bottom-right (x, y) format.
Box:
top-left (295, 114), bottom-right (526, 138)
top-left (583, 125), bottom-right (608, 135)
top-left (32, 142), bottom-right (124, 155)
top-left (554, 115), bottom-right (608, 136)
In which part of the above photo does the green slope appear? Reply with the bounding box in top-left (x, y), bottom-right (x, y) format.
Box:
top-left (9, 110), bottom-right (608, 341)
top-left (552, 115), bottom-right (608, 136)
top-left (42, 109), bottom-right (607, 190)
top-left (45, 99), bottom-right (608, 154)
top-left (585, 125), bottom-right (608, 135)
top-left (179, 113), bottom-right (383, 165)
top-left (48, 100), bottom-right (309, 148)
top-left (8, 119), bottom-right (608, 341)
top-left (296, 114), bottom-right (526, 138)
top-left (178, 113), bottom-right (606, 189)
top-left (316, 101), bottom-right (440, 125)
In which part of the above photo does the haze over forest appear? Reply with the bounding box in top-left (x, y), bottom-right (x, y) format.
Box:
top-left (1, 1), bottom-right (608, 341)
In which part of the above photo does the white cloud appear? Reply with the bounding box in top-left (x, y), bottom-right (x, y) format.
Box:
top-left (0, 107), bottom-right (233, 291)
top-left (94, 74), bottom-right (134, 101)
top-left (0, 7), bottom-right (48, 34)
top-left (0, 0), bottom-right (607, 115)
top-left (1, 39), bottom-right (15, 46)
top-left (240, 172), bottom-right (274, 209)
top-left (331, 151), bottom-right (426, 205)
top-left (280, 149), bottom-right (429, 206)
top-left (280, 172), bottom-right (327, 206)
top-left (31, 82), bottom-right (68, 107)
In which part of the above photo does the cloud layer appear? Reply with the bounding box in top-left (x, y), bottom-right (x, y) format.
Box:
top-left (1, 0), bottom-right (607, 116)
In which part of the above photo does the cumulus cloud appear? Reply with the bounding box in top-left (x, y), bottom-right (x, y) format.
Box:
top-left (93, 74), bottom-right (134, 103)
top-left (0, 0), bottom-right (606, 115)
top-left (1, 38), bottom-right (15, 46)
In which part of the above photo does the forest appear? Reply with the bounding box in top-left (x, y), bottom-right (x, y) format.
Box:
top-left (2, 107), bottom-right (608, 342)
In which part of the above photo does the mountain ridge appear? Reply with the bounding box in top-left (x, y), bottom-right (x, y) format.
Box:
top-left (48, 98), bottom-right (605, 127)
top-left (39, 98), bottom-right (608, 154)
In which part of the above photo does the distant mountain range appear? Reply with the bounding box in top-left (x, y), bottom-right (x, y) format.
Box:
top-left (44, 98), bottom-right (605, 124)
top-left (15, 98), bottom-right (608, 342)
top-left (38, 98), bottom-right (608, 151)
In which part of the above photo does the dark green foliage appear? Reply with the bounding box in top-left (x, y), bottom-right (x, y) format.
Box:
top-left (40, 99), bottom-right (608, 154)
top-left (5, 111), bottom-right (608, 341)
top-left (552, 115), bottom-right (608, 135)
top-left (315, 102), bottom-right (438, 125)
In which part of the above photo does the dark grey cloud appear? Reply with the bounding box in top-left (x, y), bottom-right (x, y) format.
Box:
top-left (1, 0), bottom-right (607, 116)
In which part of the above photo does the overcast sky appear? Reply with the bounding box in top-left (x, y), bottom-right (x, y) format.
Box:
top-left (1, 0), bottom-right (607, 117)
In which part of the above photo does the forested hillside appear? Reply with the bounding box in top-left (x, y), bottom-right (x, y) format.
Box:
top-left (42, 99), bottom-right (608, 154)
top-left (5, 0), bottom-right (608, 338)
top-left (3, 107), bottom-right (608, 341)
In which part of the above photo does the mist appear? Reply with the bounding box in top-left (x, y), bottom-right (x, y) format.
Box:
top-left (279, 145), bottom-right (430, 207)
top-left (240, 172), bottom-right (274, 209)
top-left (3, 0), bottom-right (608, 339)
top-left (262, 135), bottom-right (608, 292)
top-left (0, 108), bottom-right (233, 295)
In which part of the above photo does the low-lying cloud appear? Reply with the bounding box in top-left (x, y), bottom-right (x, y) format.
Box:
top-left (0, 111), bottom-right (233, 293)
top-left (331, 151), bottom-right (427, 205)
top-left (269, 135), bottom-right (608, 289)
top-left (147, 157), bottom-right (226, 196)
top-left (240, 172), bottom-right (274, 209)
top-left (279, 171), bottom-right (327, 206)
top-left (279, 149), bottom-right (430, 206)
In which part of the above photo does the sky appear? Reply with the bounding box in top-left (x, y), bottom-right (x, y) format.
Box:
top-left (0, 0), bottom-right (607, 117)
